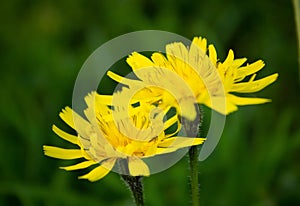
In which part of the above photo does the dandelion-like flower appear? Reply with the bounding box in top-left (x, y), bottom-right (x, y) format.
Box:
top-left (43, 90), bottom-right (204, 181)
top-left (108, 37), bottom-right (278, 116)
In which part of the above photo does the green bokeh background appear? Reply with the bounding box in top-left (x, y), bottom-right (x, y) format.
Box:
top-left (1, 0), bottom-right (299, 205)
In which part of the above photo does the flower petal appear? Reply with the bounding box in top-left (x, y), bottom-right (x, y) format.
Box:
top-left (155, 147), bottom-right (178, 155)
top-left (78, 158), bottom-right (116, 181)
top-left (128, 157), bottom-right (150, 176)
top-left (199, 93), bottom-right (230, 115)
top-left (208, 44), bottom-right (217, 66)
top-left (60, 160), bottom-right (97, 171)
top-left (163, 114), bottom-right (178, 130)
top-left (126, 52), bottom-right (154, 71)
top-left (235, 60), bottom-right (265, 81)
top-left (231, 73), bottom-right (278, 93)
top-left (52, 125), bottom-right (79, 145)
top-left (107, 71), bottom-right (143, 87)
top-left (151, 53), bottom-right (169, 68)
top-left (158, 137), bottom-right (205, 148)
top-left (192, 36), bottom-right (207, 52)
top-left (59, 107), bottom-right (91, 137)
top-left (166, 42), bottom-right (189, 62)
top-left (43, 146), bottom-right (83, 159)
top-left (222, 49), bottom-right (235, 67)
top-left (227, 94), bottom-right (271, 105)
top-left (232, 58), bottom-right (247, 69)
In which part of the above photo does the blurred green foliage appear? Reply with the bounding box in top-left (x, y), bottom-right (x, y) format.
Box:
top-left (0, 0), bottom-right (299, 205)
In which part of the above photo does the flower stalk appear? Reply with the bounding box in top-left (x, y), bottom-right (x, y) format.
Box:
top-left (189, 145), bottom-right (200, 206)
top-left (182, 105), bottom-right (202, 206)
top-left (119, 159), bottom-right (144, 206)
top-left (121, 175), bottom-right (144, 206)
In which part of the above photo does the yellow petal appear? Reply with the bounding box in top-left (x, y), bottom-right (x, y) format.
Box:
top-left (107, 71), bottom-right (142, 87)
top-left (206, 96), bottom-right (238, 115)
top-left (128, 157), bottom-right (150, 176)
top-left (231, 73), bottom-right (278, 93)
top-left (133, 88), bottom-right (162, 103)
top-left (198, 93), bottom-right (229, 115)
top-left (133, 66), bottom-right (164, 86)
top-left (158, 137), bottom-right (205, 148)
top-left (166, 42), bottom-right (189, 61)
top-left (83, 92), bottom-right (110, 125)
top-left (96, 94), bottom-right (113, 105)
top-left (222, 49), bottom-right (235, 67)
top-left (59, 107), bottom-right (76, 129)
top-left (224, 100), bottom-right (238, 115)
top-left (189, 39), bottom-right (209, 73)
top-left (126, 52), bottom-right (154, 71)
top-left (52, 125), bottom-right (79, 145)
top-left (155, 147), bottom-right (178, 155)
top-left (163, 114), bottom-right (178, 130)
top-left (84, 91), bottom-right (98, 110)
top-left (151, 53), bottom-right (169, 68)
top-left (192, 36), bottom-right (207, 52)
top-left (107, 71), bottom-right (124, 83)
top-left (208, 44), bottom-right (217, 66)
top-left (60, 160), bottom-right (96, 171)
top-left (78, 158), bottom-right (116, 181)
top-left (163, 110), bottom-right (182, 138)
top-left (233, 56), bottom-right (247, 65)
top-left (166, 42), bottom-right (189, 73)
top-left (235, 60), bottom-right (265, 81)
top-left (227, 94), bottom-right (271, 106)
top-left (59, 107), bottom-right (90, 134)
top-left (43, 146), bottom-right (83, 159)
top-left (177, 99), bottom-right (197, 121)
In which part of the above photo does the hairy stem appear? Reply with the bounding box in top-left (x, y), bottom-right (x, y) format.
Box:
top-left (182, 105), bottom-right (202, 206)
top-left (121, 175), bottom-right (144, 206)
top-left (189, 145), bottom-right (200, 206)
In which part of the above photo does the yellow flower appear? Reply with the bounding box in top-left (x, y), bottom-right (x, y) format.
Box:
top-left (108, 37), bottom-right (278, 116)
top-left (44, 90), bottom-right (205, 182)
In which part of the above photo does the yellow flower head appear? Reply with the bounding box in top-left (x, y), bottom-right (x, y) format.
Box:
top-left (108, 36), bottom-right (278, 117)
top-left (44, 90), bottom-right (204, 181)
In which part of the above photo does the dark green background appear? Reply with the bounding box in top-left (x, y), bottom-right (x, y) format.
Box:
top-left (1, 0), bottom-right (299, 205)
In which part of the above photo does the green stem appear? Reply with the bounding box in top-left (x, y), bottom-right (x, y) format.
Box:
top-left (189, 145), bottom-right (200, 206)
top-left (119, 159), bottom-right (144, 206)
top-left (292, 0), bottom-right (300, 84)
top-left (182, 105), bottom-right (202, 206)
top-left (121, 175), bottom-right (144, 206)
